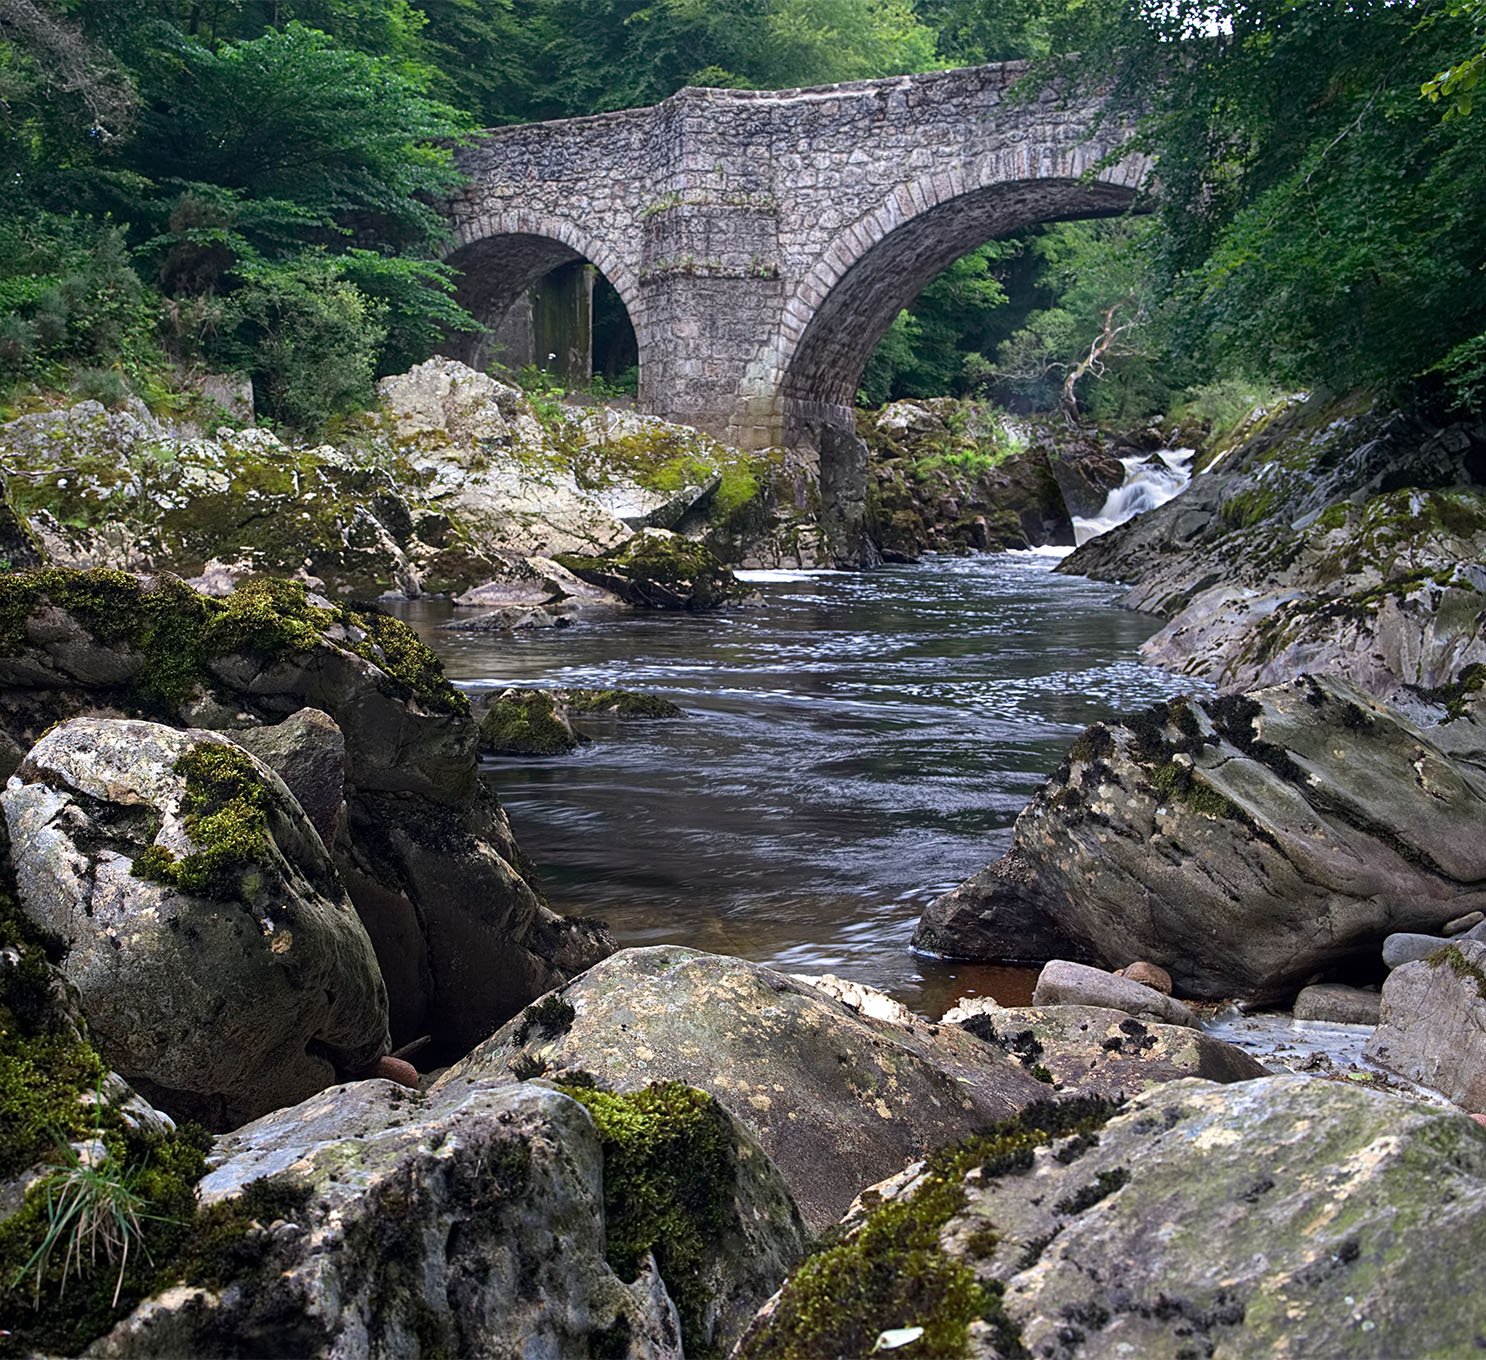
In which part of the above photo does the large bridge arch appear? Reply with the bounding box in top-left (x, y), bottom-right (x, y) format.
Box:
top-left (765, 162), bottom-right (1148, 439)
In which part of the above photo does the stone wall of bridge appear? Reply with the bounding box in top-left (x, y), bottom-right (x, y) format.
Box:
top-left (444, 63), bottom-right (1146, 558)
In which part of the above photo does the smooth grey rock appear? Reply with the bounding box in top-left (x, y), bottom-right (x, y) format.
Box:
top-left (437, 946), bottom-right (1053, 1231)
top-left (90, 1081), bottom-right (696, 1358)
top-left (1366, 939), bottom-right (1486, 1111)
top-left (446, 604), bottom-right (560, 631)
top-left (742, 1074), bottom-right (1486, 1360)
top-left (1446, 910), bottom-right (1485, 935)
top-left (230, 707), bottom-right (346, 847)
top-left (1383, 932), bottom-right (1453, 969)
top-left (955, 1003), bottom-right (1267, 1097)
top-left (1033, 960), bottom-right (1197, 1027)
top-left (1384, 918), bottom-right (1486, 968)
top-left (2, 718), bottom-right (388, 1129)
top-left (919, 675), bottom-right (1486, 1000)
top-left (1293, 983), bottom-right (1382, 1026)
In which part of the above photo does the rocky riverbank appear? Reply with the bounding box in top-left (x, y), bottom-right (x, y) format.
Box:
top-left (914, 392), bottom-right (1486, 1113)
top-left (2, 388), bottom-right (1485, 1356)
top-left (0, 358), bottom-right (815, 613)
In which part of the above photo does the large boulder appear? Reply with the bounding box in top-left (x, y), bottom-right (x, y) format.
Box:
top-left (436, 946), bottom-right (1055, 1231)
top-left (1365, 940), bottom-right (1486, 1111)
top-left (89, 1081), bottom-right (691, 1358)
top-left (915, 674), bottom-right (1486, 1000)
top-left (737, 1075), bottom-right (1486, 1360)
top-left (0, 569), bottom-right (610, 1062)
top-left (2, 718), bottom-right (388, 1128)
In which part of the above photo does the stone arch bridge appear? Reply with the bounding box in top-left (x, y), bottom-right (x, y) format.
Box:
top-left (446, 62), bottom-right (1147, 453)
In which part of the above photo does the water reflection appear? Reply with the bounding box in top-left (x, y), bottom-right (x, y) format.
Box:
top-left (395, 553), bottom-right (1201, 1016)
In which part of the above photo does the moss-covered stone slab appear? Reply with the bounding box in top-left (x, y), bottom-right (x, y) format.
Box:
top-left (437, 946), bottom-right (1055, 1232)
top-left (555, 528), bottom-right (746, 610)
top-left (558, 687), bottom-right (684, 720)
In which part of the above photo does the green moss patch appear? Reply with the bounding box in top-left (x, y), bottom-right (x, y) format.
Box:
top-left (1428, 944), bottom-right (1486, 999)
top-left (1150, 761), bottom-right (1240, 821)
top-left (0, 568), bottom-right (464, 717)
top-left (0, 878), bottom-right (213, 1358)
top-left (737, 1098), bottom-right (1118, 1360)
top-left (131, 743), bottom-right (275, 901)
top-left (559, 1081), bottom-right (735, 1359)
top-left (479, 691), bottom-right (582, 757)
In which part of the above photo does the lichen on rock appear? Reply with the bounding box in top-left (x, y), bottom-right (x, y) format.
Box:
top-left (3, 718), bottom-right (390, 1129)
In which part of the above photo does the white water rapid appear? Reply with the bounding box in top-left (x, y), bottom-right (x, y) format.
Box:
top-left (1072, 447), bottom-right (1195, 546)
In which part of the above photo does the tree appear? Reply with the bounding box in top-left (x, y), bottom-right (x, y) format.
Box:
top-left (1041, 0), bottom-right (1486, 412)
top-left (1424, 0), bottom-right (1486, 117)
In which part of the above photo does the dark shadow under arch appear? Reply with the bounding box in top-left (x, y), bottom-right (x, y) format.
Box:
top-left (781, 178), bottom-right (1141, 441)
top-left (443, 232), bottom-right (641, 382)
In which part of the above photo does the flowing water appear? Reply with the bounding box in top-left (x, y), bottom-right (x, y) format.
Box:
top-left (1073, 448), bottom-right (1194, 545)
top-left (399, 547), bottom-right (1202, 1017)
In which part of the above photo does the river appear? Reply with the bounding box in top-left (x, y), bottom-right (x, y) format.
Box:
top-left (397, 548), bottom-right (1201, 1017)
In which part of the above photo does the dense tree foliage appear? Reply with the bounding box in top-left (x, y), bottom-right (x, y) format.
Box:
top-left (1043, 0), bottom-right (1486, 416)
top-left (1, 0), bottom-right (1482, 427)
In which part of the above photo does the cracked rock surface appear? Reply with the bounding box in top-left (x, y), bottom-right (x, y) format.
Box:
top-left (916, 674), bottom-right (1486, 999)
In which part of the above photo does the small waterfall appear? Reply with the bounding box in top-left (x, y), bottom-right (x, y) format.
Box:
top-left (1072, 448), bottom-right (1195, 546)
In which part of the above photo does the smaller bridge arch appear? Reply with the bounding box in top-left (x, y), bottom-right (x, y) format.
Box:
top-left (444, 209), bottom-right (647, 375)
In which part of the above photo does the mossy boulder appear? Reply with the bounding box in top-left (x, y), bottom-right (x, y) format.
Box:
top-left (559, 687), bottom-right (684, 720)
top-left (735, 1096), bottom-right (1118, 1360)
top-left (859, 401), bottom-right (1087, 559)
top-left (89, 1080), bottom-right (689, 1359)
top-left (480, 689), bottom-right (585, 756)
top-left (555, 528), bottom-right (745, 611)
top-left (741, 1074), bottom-right (1486, 1360)
top-left (915, 675), bottom-right (1486, 1000)
top-left (0, 568), bottom-right (612, 1067)
top-left (438, 947), bottom-right (1055, 1232)
top-left (478, 686), bottom-right (682, 757)
top-left (1, 719), bottom-right (390, 1129)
